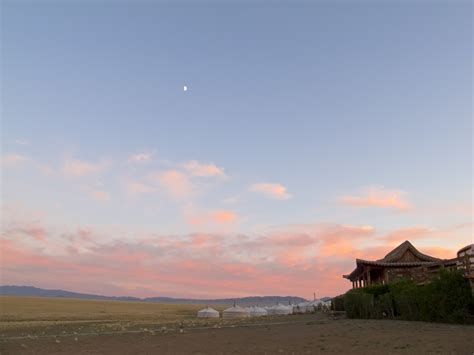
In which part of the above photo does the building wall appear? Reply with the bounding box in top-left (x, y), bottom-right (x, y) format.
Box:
top-left (386, 266), bottom-right (441, 284)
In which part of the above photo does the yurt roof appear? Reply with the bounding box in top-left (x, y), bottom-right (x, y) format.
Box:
top-left (223, 305), bottom-right (248, 312)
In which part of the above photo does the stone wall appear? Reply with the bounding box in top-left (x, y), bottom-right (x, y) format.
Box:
top-left (386, 266), bottom-right (441, 284)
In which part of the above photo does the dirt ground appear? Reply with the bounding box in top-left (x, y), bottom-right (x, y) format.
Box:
top-left (1, 313), bottom-right (473, 355)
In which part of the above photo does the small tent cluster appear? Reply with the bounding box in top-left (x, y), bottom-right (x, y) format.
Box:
top-left (293, 300), bottom-right (323, 313)
top-left (197, 298), bottom-right (331, 318)
top-left (265, 303), bottom-right (293, 315)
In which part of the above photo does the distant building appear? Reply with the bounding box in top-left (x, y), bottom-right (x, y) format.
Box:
top-left (342, 240), bottom-right (462, 288)
top-left (457, 244), bottom-right (474, 295)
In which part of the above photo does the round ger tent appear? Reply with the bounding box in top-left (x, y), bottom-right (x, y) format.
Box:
top-left (223, 304), bottom-right (250, 319)
top-left (322, 299), bottom-right (332, 308)
top-left (296, 300), bottom-right (324, 313)
top-left (294, 301), bottom-right (312, 313)
top-left (267, 303), bottom-right (292, 315)
top-left (249, 306), bottom-right (268, 317)
top-left (197, 307), bottom-right (220, 318)
top-left (293, 302), bottom-right (305, 314)
top-left (309, 300), bottom-right (324, 310)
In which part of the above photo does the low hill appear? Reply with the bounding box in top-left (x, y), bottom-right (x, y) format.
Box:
top-left (143, 296), bottom-right (307, 306)
top-left (0, 285), bottom-right (140, 301)
top-left (0, 285), bottom-right (308, 306)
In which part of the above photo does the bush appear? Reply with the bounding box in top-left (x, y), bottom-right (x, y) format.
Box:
top-left (341, 269), bottom-right (473, 324)
top-left (427, 269), bottom-right (473, 323)
top-left (332, 295), bottom-right (345, 311)
top-left (362, 283), bottom-right (390, 297)
top-left (343, 289), bottom-right (374, 319)
top-left (388, 279), bottom-right (422, 320)
top-left (377, 292), bottom-right (395, 318)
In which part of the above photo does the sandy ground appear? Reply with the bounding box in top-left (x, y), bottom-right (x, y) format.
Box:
top-left (1, 313), bottom-right (473, 355)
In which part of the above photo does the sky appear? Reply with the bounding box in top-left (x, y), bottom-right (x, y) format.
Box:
top-left (1, 1), bottom-right (472, 299)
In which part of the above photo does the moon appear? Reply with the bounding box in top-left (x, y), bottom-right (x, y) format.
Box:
top-left (183, 85), bottom-right (188, 92)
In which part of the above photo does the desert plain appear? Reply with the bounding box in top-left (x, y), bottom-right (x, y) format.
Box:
top-left (0, 296), bottom-right (473, 354)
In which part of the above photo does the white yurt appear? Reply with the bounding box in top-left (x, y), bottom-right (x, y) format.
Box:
top-left (295, 300), bottom-right (322, 313)
top-left (294, 301), bottom-right (310, 313)
top-left (264, 305), bottom-right (274, 314)
top-left (281, 304), bottom-right (294, 315)
top-left (197, 307), bottom-right (220, 318)
top-left (293, 303), bottom-right (304, 314)
top-left (267, 303), bottom-right (292, 315)
top-left (248, 306), bottom-right (268, 317)
top-left (312, 300), bottom-right (325, 309)
top-left (222, 304), bottom-right (250, 319)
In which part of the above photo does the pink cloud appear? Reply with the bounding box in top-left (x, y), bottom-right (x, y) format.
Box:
top-left (249, 182), bottom-right (291, 200)
top-left (183, 160), bottom-right (226, 178)
top-left (153, 170), bottom-right (193, 199)
top-left (341, 186), bottom-right (411, 211)
top-left (317, 224), bottom-right (375, 258)
top-left (62, 158), bottom-right (108, 177)
top-left (1, 153), bottom-right (30, 167)
top-left (380, 227), bottom-right (432, 243)
top-left (1, 217), bottom-right (469, 299)
top-left (186, 210), bottom-right (239, 226)
top-left (11, 223), bottom-right (48, 241)
top-left (211, 211), bottom-right (237, 223)
top-left (419, 246), bottom-right (457, 260)
top-left (379, 223), bottom-right (472, 245)
top-left (125, 180), bottom-right (156, 197)
top-left (90, 190), bottom-right (110, 202)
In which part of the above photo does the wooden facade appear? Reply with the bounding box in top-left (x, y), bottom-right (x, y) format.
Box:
top-left (343, 241), bottom-right (458, 288)
top-left (457, 244), bottom-right (474, 296)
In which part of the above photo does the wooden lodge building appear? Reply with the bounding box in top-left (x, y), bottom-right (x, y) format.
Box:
top-left (343, 240), bottom-right (473, 289)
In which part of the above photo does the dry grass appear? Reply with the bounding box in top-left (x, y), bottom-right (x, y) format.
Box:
top-left (0, 296), bottom-right (305, 336)
top-left (0, 295), bottom-right (231, 334)
top-left (0, 296), bottom-right (226, 323)
top-left (1, 297), bottom-right (473, 354)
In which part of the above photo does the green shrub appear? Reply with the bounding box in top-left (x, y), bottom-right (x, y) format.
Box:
top-left (343, 289), bottom-right (374, 319)
top-left (389, 279), bottom-right (421, 320)
top-left (332, 295), bottom-right (345, 311)
top-left (376, 292), bottom-right (395, 319)
top-left (361, 283), bottom-right (390, 297)
top-left (341, 269), bottom-right (473, 324)
top-left (428, 269), bottom-right (472, 323)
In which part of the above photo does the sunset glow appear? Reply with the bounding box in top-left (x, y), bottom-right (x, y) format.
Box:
top-left (1, 2), bottom-right (471, 300)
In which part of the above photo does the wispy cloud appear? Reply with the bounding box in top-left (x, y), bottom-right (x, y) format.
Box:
top-left (5, 222), bottom-right (48, 242)
top-left (62, 158), bottom-right (108, 177)
top-left (380, 227), bottom-right (431, 243)
top-left (128, 151), bottom-right (155, 163)
top-left (14, 139), bottom-right (30, 146)
top-left (125, 180), bottom-right (156, 197)
top-left (186, 210), bottom-right (239, 227)
top-left (90, 190), bottom-right (110, 202)
top-left (183, 160), bottom-right (226, 178)
top-left (151, 170), bottom-right (193, 199)
top-left (1, 154), bottom-right (30, 167)
top-left (340, 186), bottom-right (411, 211)
top-left (249, 182), bottom-right (291, 200)
top-left (1, 216), bottom-right (469, 299)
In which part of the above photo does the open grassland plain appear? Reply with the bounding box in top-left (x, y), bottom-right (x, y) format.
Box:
top-left (1, 296), bottom-right (473, 354)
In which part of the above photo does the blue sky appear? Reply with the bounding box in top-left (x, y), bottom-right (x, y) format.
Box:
top-left (1, 1), bottom-right (472, 298)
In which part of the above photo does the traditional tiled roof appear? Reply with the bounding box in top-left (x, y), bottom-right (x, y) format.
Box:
top-left (342, 241), bottom-right (455, 280)
top-left (378, 240), bottom-right (441, 263)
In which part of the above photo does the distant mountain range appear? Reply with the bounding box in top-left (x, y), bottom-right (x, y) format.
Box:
top-left (0, 285), bottom-right (315, 306)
